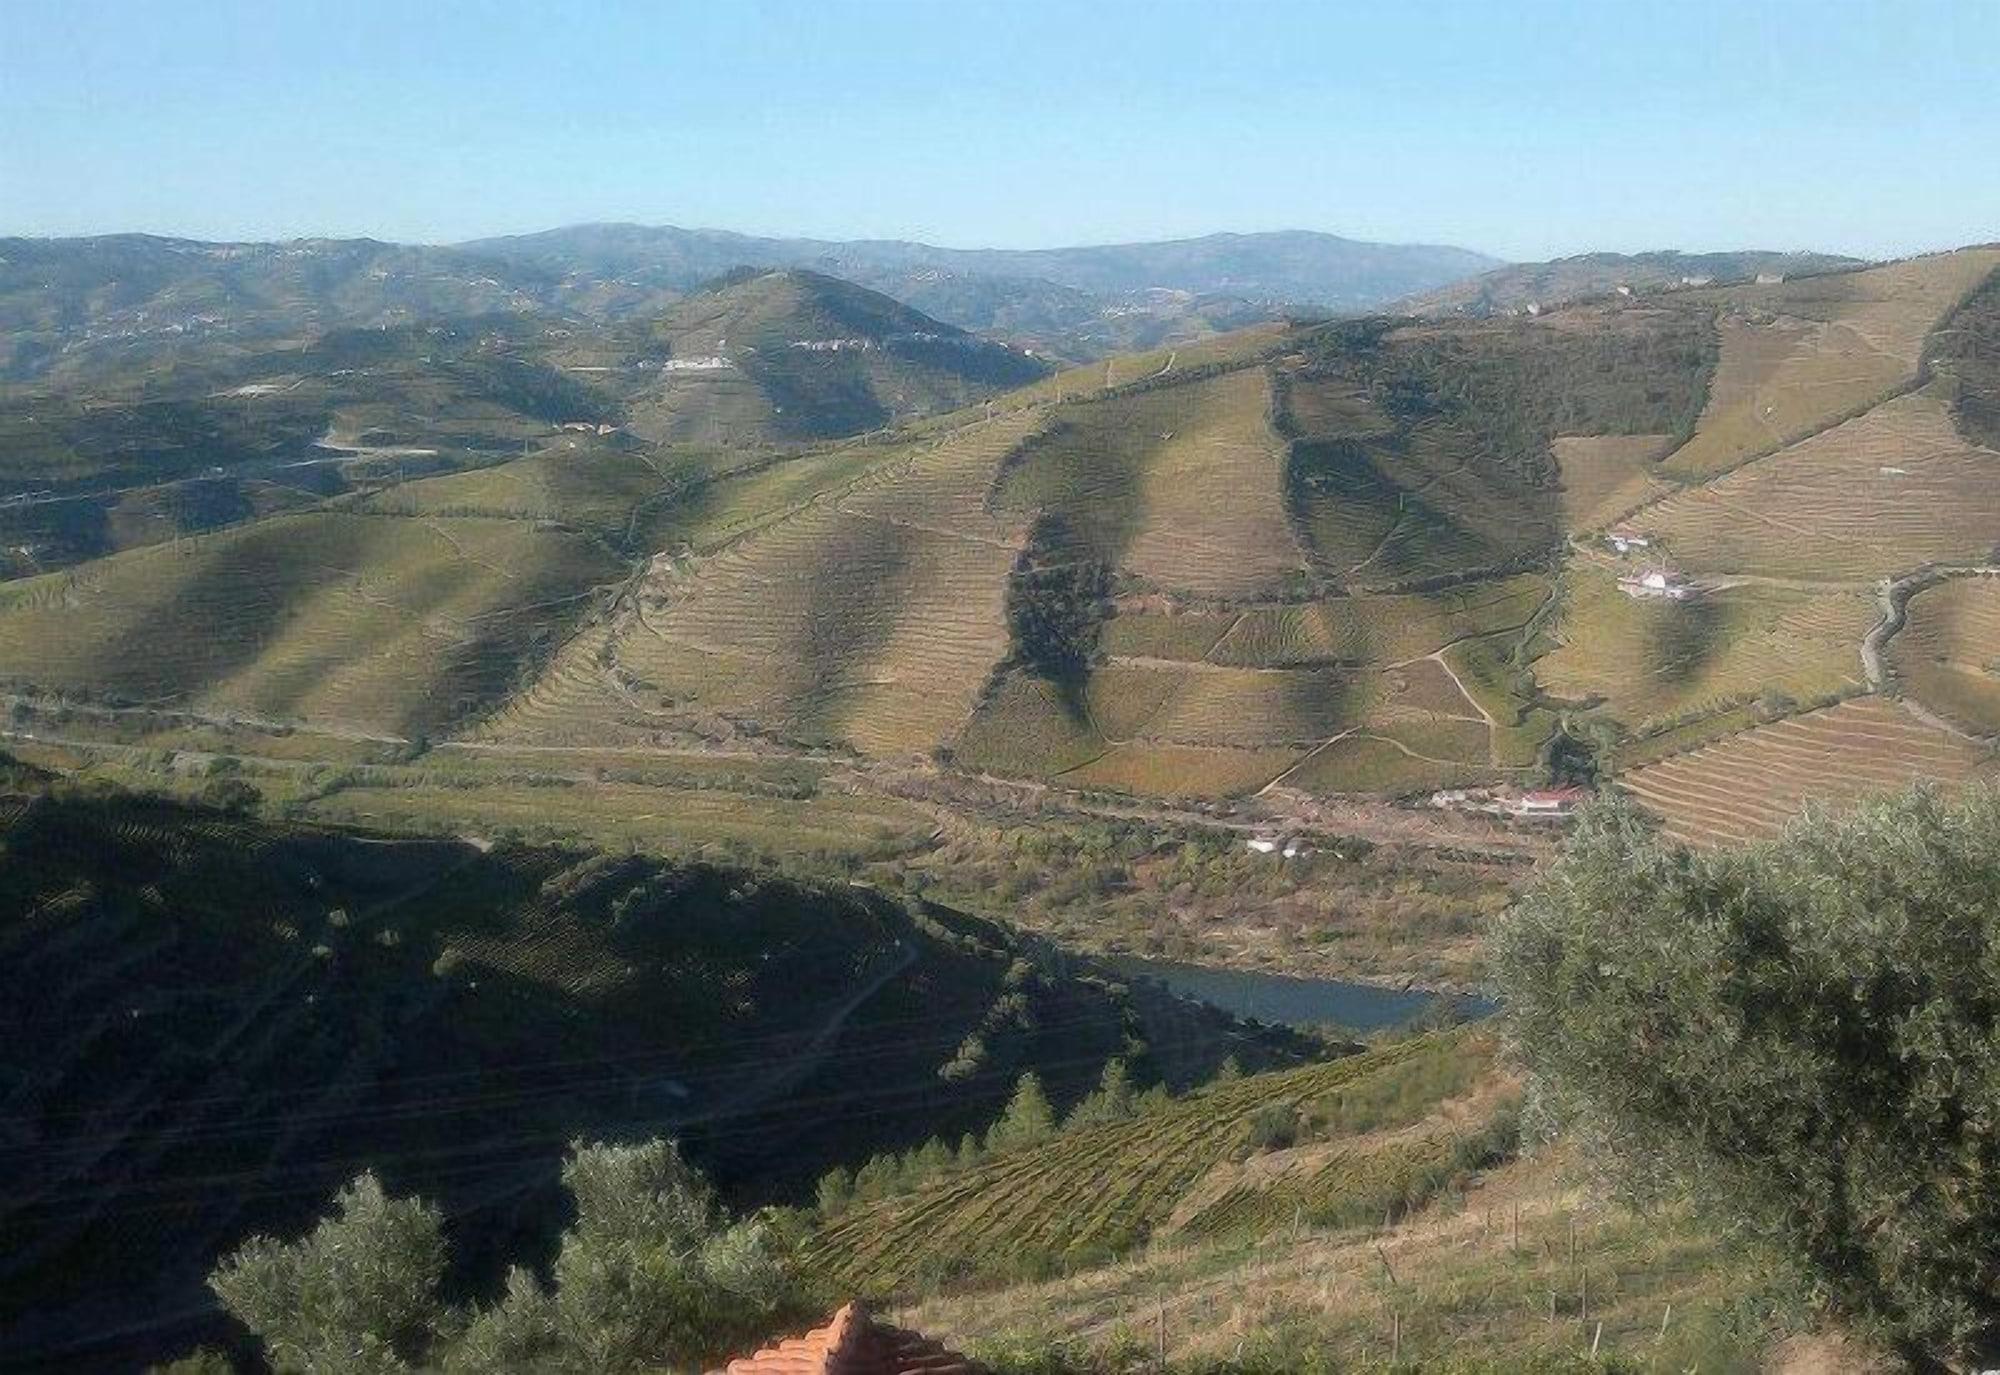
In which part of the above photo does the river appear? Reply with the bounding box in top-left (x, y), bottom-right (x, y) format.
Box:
top-left (1107, 956), bottom-right (1494, 1033)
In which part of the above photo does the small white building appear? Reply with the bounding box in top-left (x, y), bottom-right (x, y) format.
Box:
top-left (1245, 834), bottom-right (1310, 859)
top-left (1618, 568), bottom-right (1695, 601)
top-left (1502, 787), bottom-right (1590, 819)
top-left (1606, 529), bottom-right (1652, 554)
top-left (1755, 272), bottom-right (1786, 285)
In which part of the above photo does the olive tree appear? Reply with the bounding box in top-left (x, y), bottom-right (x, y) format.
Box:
top-left (209, 1173), bottom-right (446, 1374)
top-left (1494, 789), bottom-right (2000, 1363)
top-left (211, 1139), bottom-right (805, 1374)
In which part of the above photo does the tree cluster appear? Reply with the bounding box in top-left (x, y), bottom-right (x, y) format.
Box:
top-left (207, 1139), bottom-right (808, 1374)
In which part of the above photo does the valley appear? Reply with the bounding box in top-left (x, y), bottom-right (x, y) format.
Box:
top-left (8, 243), bottom-right (2000, 947)
top-left (4, 223), bottom-right (1999, 1374)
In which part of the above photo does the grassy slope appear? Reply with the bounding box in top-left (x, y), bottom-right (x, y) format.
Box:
top-left (1538, 568), bottom-right (1873, 738)
top-left (0, 791), bottom-right (1296, 1364)
top-left (1887, 574), bottom-right (2000, 734)
top-left (809, 1031), bottom-right (1512, 1295)
top-left (363, 435), bottom-right (754, 548)
top-left (916, 1146), bottom-right (1811, 1373)
top-left (1551, 433), bottom-right (1674, 533)
top-left (0, 509), bottom-right (622, 736)
top-left (1617, 696), bottom-right (1997, 848)
top-left (1661, 249), bottom-right (2000, 479)
top-left (0, 474), bottom-right (322, 578)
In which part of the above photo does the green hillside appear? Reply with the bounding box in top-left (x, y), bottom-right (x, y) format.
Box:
top-left (10, 249), bottom-right (2000, 832)
top-left (0, 509), bottom-right (623, 736)
top-left (0, 790), bottom-right (1299, 1366)
top-left (809, 1031), bottom-right (1510, 1294)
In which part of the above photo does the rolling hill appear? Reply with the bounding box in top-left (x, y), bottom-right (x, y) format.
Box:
top-left (0, 235), bottom-right (620, 386)
top-left (4, 245), bottom-right (1999, 845)
top-left (615, 268), bottom-right (1050, 445)
top-left (0, 509), bottom-right (623, 737)
top-left (1, 225), bottom-right (1502, 390)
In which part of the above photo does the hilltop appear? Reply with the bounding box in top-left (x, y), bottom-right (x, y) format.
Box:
top-left (615, 268), bottom-right (1050, 444)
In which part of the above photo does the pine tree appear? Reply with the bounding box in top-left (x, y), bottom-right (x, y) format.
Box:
top-left (985, 1071), bottom-right (1057, 1153)
top-left (1064, 1058), bottom-right (1138, 1130)
top-left (910, 1136), bottom-right (952, 1184)
top-left (853, 1153), bottom-right (901, 1202)
top-left (814, 1165), bottom-right (853, 1218)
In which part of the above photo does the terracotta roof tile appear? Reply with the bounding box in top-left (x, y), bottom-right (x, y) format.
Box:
top-left (713, 1301), bottom-right (982, 1375)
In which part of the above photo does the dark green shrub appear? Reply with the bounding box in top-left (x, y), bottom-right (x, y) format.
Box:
top-left (1495, 789), bottom-right (2000, 1363)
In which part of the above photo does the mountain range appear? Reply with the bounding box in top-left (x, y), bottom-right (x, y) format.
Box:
top-left (0, 226), bottom-right (1501, 381)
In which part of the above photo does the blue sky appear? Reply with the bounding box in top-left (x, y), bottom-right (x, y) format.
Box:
top-left (3, 0), bottom-right (1995, 261)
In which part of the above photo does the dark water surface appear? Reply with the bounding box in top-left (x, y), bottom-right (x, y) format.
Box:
top-left (1108, 955), bottom-right (1495, 1032)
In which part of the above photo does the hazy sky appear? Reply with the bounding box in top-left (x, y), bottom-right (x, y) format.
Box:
top-left (4, 0), bottom-right (1996, 261)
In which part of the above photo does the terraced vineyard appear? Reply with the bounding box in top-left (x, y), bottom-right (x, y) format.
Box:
top-left (492, 410), bottom-right (1042, 755)
top-left (1538, 568), bottom-right (1874, 735)
top-left (1284, 381), bottom-right (1559, 585)
top-left (961, 574), bottom-right (1549, 797)
top-left (12, 252), bottom-right (2000, 827)
top-left (903, 1142), bottom-right (1797, 1371)
top-left (1617, 695), bottom-right (1997, 848)
top-left (808, 1031), bottom-right (1509, 1295)
top-left (1204, 577), bottom-right (1549, 668)
top-left (1641, 388), bottom-right (2000, 578)
top-left (1891, 574), bottom-right (2000, 733)
top-left (995, 322), bottom-right (1292, 412)
top-left (0, 510), bottom-right (620, 735)
top-left (1662, 249), bottom-right (2000, 479)
top-left (365, 437), bottom-right (751, 546)
top-left (1550, 433), bottom-right (1673, 532)
top-left (994, 366), bottom-right (1304, 599)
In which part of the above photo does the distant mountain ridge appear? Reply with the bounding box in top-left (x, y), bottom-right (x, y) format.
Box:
top-left (463, 223), bottom-right (1501, 358)
top-left (462, 223), bottom-right (1501, 308)
top-left (0, 225), bottom-right (1499, 378)
top-left (1398, 248), bottom-right (1868, 317)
